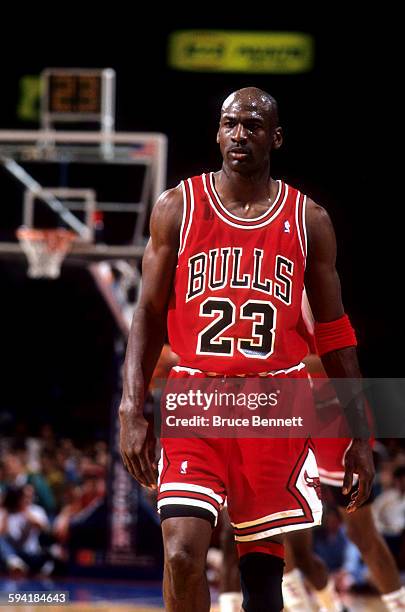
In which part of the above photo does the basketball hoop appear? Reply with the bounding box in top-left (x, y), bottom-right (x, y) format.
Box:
top-left (16, 227), bottom-right (76, 279)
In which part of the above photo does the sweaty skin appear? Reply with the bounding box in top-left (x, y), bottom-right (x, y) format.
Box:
top-left (120, 84), bottom-right (374, 499)
top-left (119, 87), bottom-right (374, 612)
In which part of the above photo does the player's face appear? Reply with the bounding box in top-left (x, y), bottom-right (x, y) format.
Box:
top-left (217, 103), bottom-right (279, 173)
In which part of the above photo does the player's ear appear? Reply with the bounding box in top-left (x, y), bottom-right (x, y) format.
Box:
top-left (216, 130), bottom-right (220, 144)
top-left (272, 127), bottom-right (283, 150)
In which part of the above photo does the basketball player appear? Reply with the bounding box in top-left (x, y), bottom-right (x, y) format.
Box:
top-left (283, 354), bottom-right (405, 612)
top-left (218, 362), bottom-right (405, 611)
top-left (119, 87), bottom-right (374, 611)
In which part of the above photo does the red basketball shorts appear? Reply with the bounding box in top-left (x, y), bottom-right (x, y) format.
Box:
top-left (315, 438), bottom-right (353, 487)
top-left (310, 377), bottom-right (374, 487)
top-left (157, 368), bottom-right (323, 542)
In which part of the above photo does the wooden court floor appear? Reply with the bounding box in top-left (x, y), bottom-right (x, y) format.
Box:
top-left (3, 596), bottom-right (387, 611)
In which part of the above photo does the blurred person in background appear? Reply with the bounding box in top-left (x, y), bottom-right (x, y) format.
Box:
top-left (283, 351), bottom-right (405, 612)
top-left (40, 449), bottom-right (67, 511)
top-left (93, 440), bottom-right (109, 470)
top-left (1, 451), bottom-right (56, 517)
top-left (373, 466), bottom-right (405, 563)
top-left (0, 484), bottom-right (53, 577)
top-left (55, 439), bottom-right (81, 484)
top-left (53, 462), bottom-right (107, 561)
top-left (313, 506), bottom-right (362, 589)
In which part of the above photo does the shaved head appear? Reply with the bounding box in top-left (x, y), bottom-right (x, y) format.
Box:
top-left (217, 86), bottom-right (283, 173)
top-left (221, 87), bottom-right (279, 128)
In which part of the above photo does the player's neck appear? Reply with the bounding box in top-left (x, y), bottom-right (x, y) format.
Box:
top-left (216, 165), bottom-right (273, 203)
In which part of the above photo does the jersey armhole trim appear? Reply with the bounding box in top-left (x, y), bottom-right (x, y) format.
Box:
top-left (302, 195), bottom-right (308, 260)
top-left (295, 191), bottom-right (307, 263)
top-left (178, 179), bottom-right (195, 256)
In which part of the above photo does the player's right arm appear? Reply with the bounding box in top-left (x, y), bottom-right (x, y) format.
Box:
top-left (119, 186), bottom-right (183, 487)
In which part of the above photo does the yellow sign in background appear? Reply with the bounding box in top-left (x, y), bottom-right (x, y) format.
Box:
top-left (169, 31), bottom-right (314, 74)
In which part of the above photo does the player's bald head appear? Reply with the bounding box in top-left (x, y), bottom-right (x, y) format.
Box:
top-left (221, 87), bottom-right (279, 128)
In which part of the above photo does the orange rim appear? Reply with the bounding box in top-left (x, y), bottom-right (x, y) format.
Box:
top-left (16, 227), bottom-right (76, 251)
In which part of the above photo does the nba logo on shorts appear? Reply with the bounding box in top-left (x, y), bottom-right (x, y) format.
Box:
top-left (180, 460), bottom-right (188, 474)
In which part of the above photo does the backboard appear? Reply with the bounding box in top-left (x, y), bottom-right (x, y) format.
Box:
top-left (0, 129), bottom-right (167, 262)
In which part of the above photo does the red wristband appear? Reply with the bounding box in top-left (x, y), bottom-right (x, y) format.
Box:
top-left (314, 314), bottom-right (357, 356)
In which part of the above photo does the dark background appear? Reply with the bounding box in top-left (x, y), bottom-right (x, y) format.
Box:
top-left (0, 17), bottom-right (400, 437)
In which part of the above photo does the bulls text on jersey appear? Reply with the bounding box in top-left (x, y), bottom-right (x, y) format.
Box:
top-left (186, 247), bottom-right (294, 306)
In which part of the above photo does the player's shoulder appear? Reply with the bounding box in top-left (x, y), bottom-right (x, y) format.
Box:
top-left (151, 184), bottom-right (183, 226)
top-left (305, 197), bottom-right (334, 235)
top-left (279, 180), bottom-right (332, 228)
top-left (303, 194), bottom-right (326, 215)
top-left (303, 196), bottom-right (337, 256)
top-left (154, 184), bottom-right (183, 213)
top-left (152, 171), bottom-right (207, 221)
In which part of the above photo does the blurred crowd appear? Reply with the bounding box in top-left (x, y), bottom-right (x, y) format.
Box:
top-left (312, 439), bottom-right (405, 594)
top-left (2, 421), bottom-right (405, 589)
top-left (0, 343), bottom-right (177, 579)
top-left (0, 425), bottom-right (108, 578)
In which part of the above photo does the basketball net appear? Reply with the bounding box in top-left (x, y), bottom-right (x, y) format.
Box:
top-left (16, 227), bottom-right (76, 279)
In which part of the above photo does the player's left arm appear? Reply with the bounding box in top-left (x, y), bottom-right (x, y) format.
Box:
top-left (304, 198), bottom-right (375, 512)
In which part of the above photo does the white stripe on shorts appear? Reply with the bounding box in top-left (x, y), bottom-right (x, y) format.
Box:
top-left (234, 509), bottom-right (323, 542)
top-left (160, 482), bottom-right (224, 504)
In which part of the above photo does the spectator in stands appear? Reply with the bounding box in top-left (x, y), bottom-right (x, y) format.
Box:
top-left (39, 424), bottom-right (57, 453)
top-left (312, 505), bottom-right (367, 592)
top-left (53, 462), bottom-right (107, 560)
top-left (373, 465), bottom-right (405, 561)
top-left (314, 506), bottom-right (349, 573)
top-left (55, 439), bottom-right (81, 484)
top-left (40, 450), bottom-right (66, 511)
top-left (93, 440), bottom-right (109, 470)
top-left (0, 484), bottom-right (53, 576)
top-left (1, 451), bottom-right (56, 517)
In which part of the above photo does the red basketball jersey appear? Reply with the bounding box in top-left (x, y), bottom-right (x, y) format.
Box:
top-left (167, 172), bottom-right (309, 374)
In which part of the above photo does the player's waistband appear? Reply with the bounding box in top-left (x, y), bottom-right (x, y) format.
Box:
top-left (172, 362), bottom-right (306, 378)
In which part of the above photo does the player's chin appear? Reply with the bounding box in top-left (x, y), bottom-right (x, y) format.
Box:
top-left (228, 158), bottom-right (254, 173)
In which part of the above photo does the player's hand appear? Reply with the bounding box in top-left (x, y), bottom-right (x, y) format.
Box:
top-left (342, 438), bottom-right (375, 513)
top-left (119, 407), bottom-right (157, 488)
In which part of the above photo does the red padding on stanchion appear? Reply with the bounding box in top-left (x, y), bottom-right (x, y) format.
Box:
top-left (314, 314), bottom-right (357, 356)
